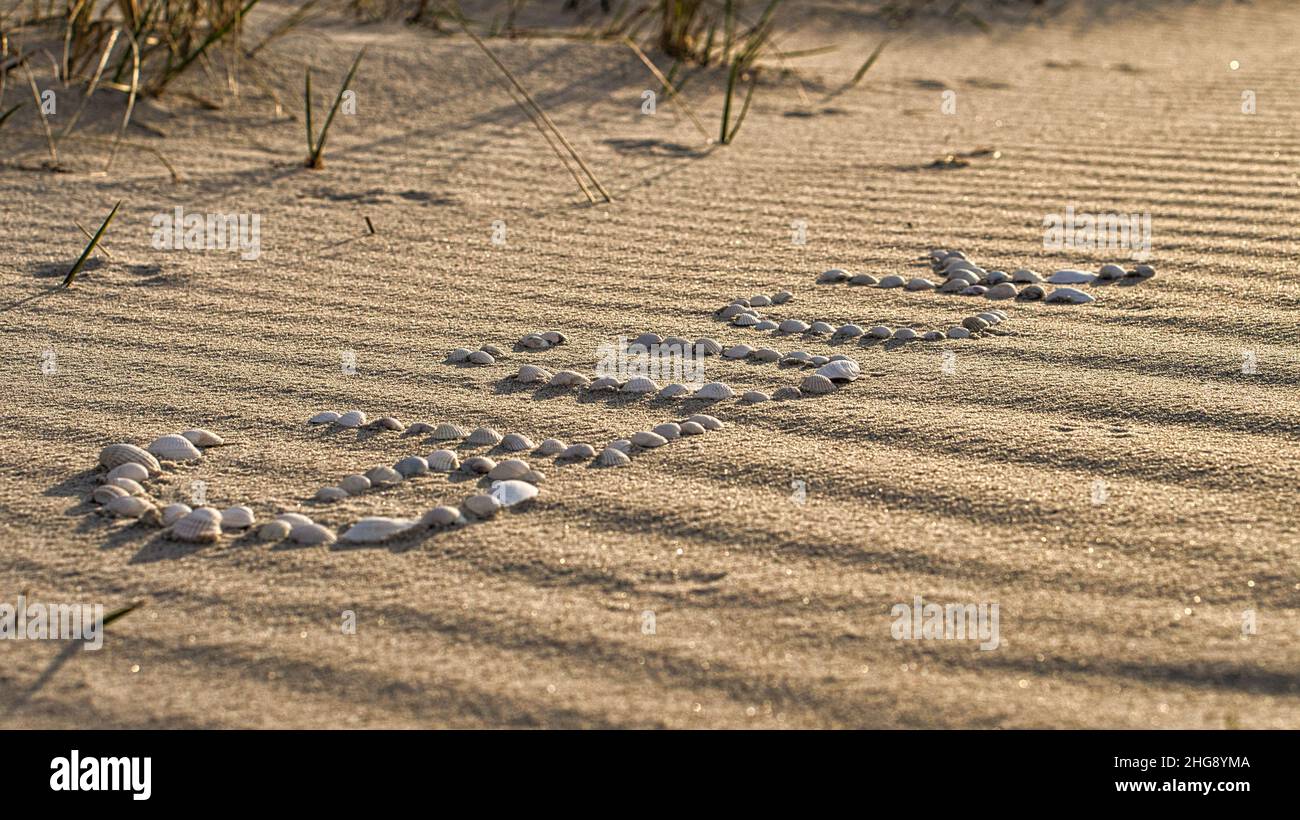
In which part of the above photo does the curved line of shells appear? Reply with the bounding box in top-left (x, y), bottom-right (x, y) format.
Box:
top-left (717, 297), bottom-right (1010, 344)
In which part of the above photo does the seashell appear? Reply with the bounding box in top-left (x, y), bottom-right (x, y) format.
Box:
top-left (365, 466), bottom-right (402, 487)
top-left (772, 290), bottom-right (793, 304)
top-left (923, 330), bottom-right (946, 341)
top-left (461, 456), bottom-right (496, 474)
top-left (834, 324), bottom-right (864, 339)
top-left (542, 331), bottom-right (567, 346)
top-left (695, 382), bottom-right (734, 400)
top-left (753, 320), bottom-right (779, 331)
top-left (468, 350), bottom-right (495, 365)
top-left (905, 277), bottom-right (936, 291)
top-left (340, 516), bottom-right (418, 544)
top-left (421, 506), bottom-right (465, 528)
top-left (893, 328), bottom-right (918, 341)
top-left (632, 332), bottom-right (663, 349)
top-left (1011, 269), bottom-right (1043, 283)
top-left (374, 416), bottom-right (403, 431)
top-left (276, 513), bottom-right (315, 527)
top-left (339, 474), bottom-right (371, 494)
top-left (589, 376), bottom-right (622, 391)
top-left (778, 319), bottom-right (810, 334)
top-left (159, 503), bottom-right (190, 526)
top-left (427, 449), bottom-right (460, 472)
top-left (962, 317), bottom-right (990, 332)
top-left (338, 410), bottom-right (367, 428)
top-left (848, 274), bottom-right (878, 286)
top-left (500, 433), bottom-right (535, 452)
top-left (467, 427), bottom-right (503, 446)
top-left (817, 268), bottom-right (848, 284)
top-left (986, 282), bottom-right (1018, 300)
top-left (877, 275), bottom-right (905, 288)
top-left (652, 423), bottom-right (681, 440)
top-left (632, 431), bottom-right (668, 448)
top-left (309, 411), bottom-right (341, 424)
top-left (107, 495), bottom-right (156, 520)
top-left (93, 484), bottom-right (129, 505)
top-left (749, 294), bottom-right (772, 307)
top-left (733, 314), bottom-right (760, 327)
top-left (694, 337), bottom-right (723, 356)
top-left (1049, 269), bottom-right (1097, 285)
top-left (1130, 263), bottom-right (1155, 278)
top-left (481, 344), bottom-right (505, 357)
top-left (259, 520), bottom-right (292, 541)
top-left (394, 456), bottom-right (430, 477)
top-left (658, 383), bottom-right (691, 398)
top-left (816, 359), bottom-right (861, 382)
top-left (98, 443), bottom-right (161, 474)
top-left (146, 434), bottom-right (203, 462)
top-left (181, 428), bottom-right (224, 447)
top-left (961, 285), bottom-right (988, 296)
top-left (947, 326), bottom-right (972, 339)
top-left (1045, 287), bottom-right (1096, 304)
top-left (809, 355), bottom-right (830, 366)
top-left (595, 447), bottom-right (631, 467)
top-left (688, 414), bottom-right (724, 431)
top-left (463, 494), bottom-right (502, 518)
top-left (938, 278), bottom-right (969, 293)
top-left (221, 506), bottom-right (255, 529)
top-left (105, 462), bottom-right (150, 484)
top-left (548, 370), bottom-right (590, 388)
top-left (171, 507), bottom-right (222, 542)
top-left (433, 423), bottom-right (467, 440)
top-left (862, 325), bottom-right (890, 339)
top-left (520, 333), bottom-right (550, 349)
top-left (977, 312), bottom-right (1002, 325)
top-left (610, 440), bottom-right (632, 453)
top-left (315, 487), bottom-right (348, 503)
top-left (678, 421), bottom-right (707, 435)
top-left (537, 438), bottom-right (566, 456)
top-left (772, 387), bottom-right (802, 400)
top-left (718, 303), bottom-right (748, 320)
top-left (782, 351), bottom-right (812, 364)
top-left (404, 422), bottom-right (436, 436)
top-left (723, 344), bottom-right (753, 359)
top-left (1018, 284), bottom-right (1046, 300)
top-left (289, 522), bottom-right (336, 545)
top-left (809, 321), bottom-right (835, 335)
top-left (985, 271), bottom-right (1012, 285)
top-left (799, 374), bottom-right (836, 394)
top-left (559, 443), bottom-right (596, 459)
top-left (447, 348), bottom-right (473, 363)
top-left (515, 364), bottom-right (552, 383)
top-left (488, 458), bottom-right (531, 480)
top-left (1097, 264), bottom-right (1125, 281)
top-left (109, 477), bottom-right (146, 496)
top-left (752, 348), bottom-right (781, 363)
top-left (622, 376), bottom-right (659, 394)
top-left (490, 480), bottom-right (539, 508)
top-left (742, 391), bottom-right (769, 403)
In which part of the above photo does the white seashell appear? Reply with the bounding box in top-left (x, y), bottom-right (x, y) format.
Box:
top-left (427, 449), bottom-right (460, 471)
top-left (1018, 284), bottom-right (1047, 301)
top-left (181, 428), bottom-right (224, 447)
top-left (488, 458), bottom-right (531, 480)
top-left (98, 443), bottom-right (161, 474)
top-left (938, 278), bottom-right (969, 293)
top-left (905, 277), bottom-right (936, 291)
top-left (221, 506), bottom-right (255, 529)
top-left (559, 443), bottom-right (596, 459)
top-left (447, 348), bottom-right (473, 362)
top-left (723, 344), bottom-right (753, 359)
top-left (1097, 263), bottom-right (1125, 281)
top-left (520, 333), bottom-right (550, 349)
top-left (339, 474), bottom-right (371, 494)
top-left (501, 433), bottom-right (535, 452)
top-left (93, 484), bottom-right (129, 504)
top-left (733, 314), bottom-right (759, 327)
top-left (276, 513), bottom-right (315, 527)
top-left (985, 271), bottom-right (1012, 285)
top-left (678, 421), bottom-right (707, 435)
top-left (404, 422), bottom-right (436, 436)
top-left (548, 370), bottom-right (589, 388)
top-left (1011, 269), bottom-right (1043, 283)
top-left (962, 316), bottom-right (990, 332)
top-left (364, 466), bottom-right (402, 487)
top-left (772, 290), bottom-right (793, 304)
top-left (374, 416), bottom-right (403, 431)
top-left (338, 410), bottom-right (367, 428)
top-left (309, 411), bottom-right (341, 424)
top-left (289, 522), bottom-right (336, 545)
top-left (718, 303), bottom-right (747, 320)
top-left (632, 431), bottom-right (668, 448)
top-left (461, 456), bottom-right (496, 474)
top-left (481, 344), bottom-right (505, 357)
top-left (1131, 264), bottom-right (1155, 278)
top-left (816, 360), bottom-right (861, 382)
top-left (542, 331), bottom-right (567, 345)
top-left (632, 332), bottom-right (663, 349)
top-left (589, 376), bottom-right (622, 391)
top-left (695, 382), bottom-right (733, 400)
top-left (394, 456), bottom-right (429, 477)
top-left (809, 355), bottom-right (830, 366)
top-left (695, 337), bottom-right (723, 355)
top-left (463, 494), bottom-right (503, 518)
top-left (772, 387), bottom-right (802, 400)
top-left (515, 364), bottom-right (552, 383)
top-left (316, 487), bottom-right (348, 503)
top-left (537, 438), bottom-right (566, 456)
top-left (799, 374), bottom-right (836, 394)
top-left (466, 427), bottom-right (502, 446)
top-left (893, 328), bottom-right (918, 341)
top-left (172, 507), bottom-right (222, 542)
top-left (923, 330), bottom-right (946, 341)
top-left (109, 477), bottom-right (146, 496)
top-left (490, 480), bottom-right (539, 508)
top-left (147, 434), bottom-right (202, 461)
top-left (433, 423), bottom-right (467, 440)
top-left (651, 423), bottom-right (681, 440)
top-left (834, 324), bottom-right (864, 339)
top-left (1049, 269), bottom-right (1097, 285)
top-left (877, 275), bottom-right (905, 288)
top-left (752, 348), bottom-right (781, 362)
top-left (107, 495), bottom-right (156, 520)
top-left (817, 268), bottom-right (848, 283)
top-left (421, 506), bottom-right (465, 527)
top-left (341, 516), bottom-right (418, 544)
top-left (753, 320), bottom-right (779, 331)
top-left (749, 294), bottom-right (772, 307)
top-left (105, 462), bottom-right (150, 484)
top-left (742, 391), bottom-right (769, 403)
top-left (947, 326), bottom-right (972, 339)
top-left (986, 282), bottom-right (1018, 300)
top-left (259, 520), bottom-right (292, 541)
top-left (977, 312), bottom-right (1002, 325)
top-left (848, 274), bottom-right (878, 285)
top-left (468, 350), bottom-right (495, 365)
top-left (658, 383), bottom-right (691, 398)
top-left (782, 351), bottom-right (812, 364)
top-left (622, 377), bottom-right (659, 394)
top-left (596, 447), bottom-right (631, 467)
top-left (778, 319), bottom-right (810, 333)
top-left (688, 414), bottom-right (724, 431)
top-left (961, 285), bottom-right (988, 296)
top-left (609, 440), bottom-right (633, 453)
top-left (809, 321), bottom-right (836, 335)
top-left (865, 325), bottom-right (891, 339)
top-left (1045, 287), bottom-right (1096, 304)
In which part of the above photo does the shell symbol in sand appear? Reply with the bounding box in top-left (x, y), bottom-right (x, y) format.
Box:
top-left (488, 458), bottom-right (531, 480)
top-left (938, 278), bottom-right (969, 294)
top-left (622, 377), bottom-right (659, 394)
top-left (718, 303), bottom-right (747, 320)
top-left (109, 477), bottom-right (146, 496)
top-left (877, 274), bottom-right (906, 288)
top-left (1045, 287), bottom-right (1095, 304)
top-left (609, 439), bottom-right (633, 453)
top-left (394, 456), bottom-right (430, 477)
top-left (632, 431), bottom-right (668, 448)
top-left (466, 426), bottom-right (502, 446)
top-left (276, 513), bottom-right (314, 527)
top-left (947, 326), bottom-right (972, 339)
top-left (816, 359), bottom-right (861, 382)
top-left (468, 350), bottom-right (495, 365)
top-left (463, 494), bottom-right (503, 518)
top-left (447, 348), bottom-right (473, 363)
top-left (316, 487), bottom-right (348, 503)
top-left (695, 382), bottom-right (734, 400)
top-left (105, 462), bottom-right (150, 484)
top-left (589, 376), bottom-right (622, 391)
top-left (632, 332), bottom-right (664, 349)
top-left (99, 443), bottom-right (161, 474)
top-left (799, 374), bottom-right (836, 394)
top-left (961, 285), bottom-right (988, 296)
top-left (374, 416), bottom-right (403, 431)
top-left (867, 326), bottom-right (892, 339)
top-left (221, 506), bottom-right (255, 529)
top-left (364, 466), bottom-right (402, 487)
top-left (976, 312), bottom-right (1002, 326)
top-left (515, 365), bottom-right (552, 383)
top-left (678, 421), bottom-right (707, 435)
top-left (754, 320), bottom-right (779, 331)
top-left (809, 355), bottom-right (830, 366)
top-left (559, 443), bottom-right (596, 460)
top-left (107, 495), bottom-right (157, 519)
top-left (652, 423), bottom-right (682, 440)
top-left (687, 414), bottom-right (724, 430)
top-left (162, 504), bottom-right (193, 526)
top-left (172, 507), bottom-right (222, 542)
top-left (1097, 263), bottom-right (1126, 281)
top-left (433, 423), bottom-right (467, 440)
top-left (1131, 264), bottom-right (1155, 279)
top-left (1011, 269), bottom-right (1043, 283)
top-left (548, 370), bottom-right (590, 388)
top-left (340, 517), bottom-right (419, 544)
top-left (338, 410), bottom-right (367, 428)
top-left (1017, 284), bottom-right (1046, 301)
top-left (962, 317), bottom-right (990, 332)
top-left (309, 411), bottom-right (341, 424)
top-left (778, 319), bottom-right (810, 334)
top-left (752, 348), bottom-right (781, 363)
top-left (404, 422), bottom-right (437, 436)
top-left (422, 506), bottom-right (465, 528)
top-left (259, 520), bottom-right (292, 541)
top-left (93, 484), bottom-right (130, 505)
top-left (289, 522), bottom-right (336, 545)
top-left (147, 434), bottom-right (203, 462)
top-left (742, 391), bottom-right (769, 403)
top-left (537, 438), bottom-right (566, 456)
top-left (542, 331), bottom-right (567, 346)
top-left (427, 449), bottom-right (460, 472)
top-left (658, 383), bottom-right (691, 399)
top-left (749, 294), bottom-right (772, 307)
top-left (181, 428), bottom-right (224, 447)
top-left (723, 344), bottom-right (753, 360)
top-left (461, 456), bottom-right (497, 474)
top-left (772, 290), bottom-right (793, 304)
top-left (596, 447), bottom-right (631, 467)
top-left (905, 278), bottom-right (936, 291)
top-left (490, 480), bottom-right (539, 508)
top-left (501, 433), bottom-right (535, 452)
top-left (339, 474), bottom-right (371, 494)
top-left (923, 331), bottom-right (946, 341)
top-left (817, 268), bottom-right (848, 284)
top-left (733, 314), bottom-right (760, 327)
top-left (782, 351), bottom-right (812, 364)
top-left (772, 386), bottom-right (802, 400)
top-left (695, 338), bottom-right (723, 356)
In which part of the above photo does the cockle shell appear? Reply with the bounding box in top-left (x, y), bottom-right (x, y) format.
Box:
top-left (632, 431), bottom-right (668, 448)
top-left (338, 410), bottom-right (367, 428)
top-left (662, 336), bottom-right (691, 350)
top-left (678, 421), bottom-right (707, 435)
top-left (433, 423), bottom-right (467, 440)
top-left (481, 344), bottom-right (505, 357)
top-left (848, 274), bottom-right (878, 285)
top-left (1011, 269), bottom-right (1043, 283)
top-left (589, 376), bottom-right (621, 391)
top-left (742, 391), bottom-right (769, 403)
top-left (985, 270), bottom-right (1012, 285)
top-left (468, 350), bottom-right (495, 365)
top-left (878, 275), bottom-right (906, 288)
top-left (733, 314), bottom-right (759, 327)
top-left (490, 480), bottom-right (539, 508)
top-left (687, 414), bottom-right (723, 430)
top-left (147, 434), bottom-right (203, 462)
top-left (467, 427), bottom-right (503, 446)
top-left (488, 458), bottom-right (531, 480)
top-left (962, 316), bottom-right (990, 332)
top-left (110, 477), bottom-right (146, 496)
top-left (904, 277), bottom-right (936, 291)
top-left (339, 474), bottom-right (371, 494)
top-left (221, 506), bottom-right (255, 529)
top-left (1097, 263), bottom-right (1125, 281)
top-left (986, 282), bottom-right (1018, 300)
top-left (749, 294), bottom-right (772, 307)
top-left (276, 513), bottom-right (314, 527)
top-left (461, 456), bottom-right (496, 474)
top-left (817, 268), bottom-right (848, 283)
top-left (559, 443), bottom-right (596, 460)
top-left (947, 326), bottom-right (972, 339)
top-left (105, 462), bottom-right (150, 484)
top-left (695, 382), bottom-right (733, 400)
top-left (961, 285), bottom-right (988, 296)
top-left (809, 355), bottom-right (830, 366)
top-left (659, 383), bottom-right (691, 398)
top-left (977, 312), bottom-right (1002, 325)
top-left (782, 351), bottom-right (812, 364)
top-left (289, 522), bottom-right (336, 545)
top-left (695, 338), bottom-right (723, 356)
top-left (447, 348), bottom-right (473, 363)
top-left (427, 449), bottom-right (460, 471)
top-left (548, 370), bottom-right (590, 388)
top-left (718, 303), bottom-right (748, 320)
top-left (1045, 287), bottom-right (1096, 304)
top-left (1048, 269), bottom-right (1097, 285)
top-left (893, 328), bottom-right (919, 341)
top-left (421, 506), bottom-right (465, 527)
top-left (98, 443), bottom-right (161, 474)
top-left (595, 447), bottom-right (631, 467)
top-left (394, 456), bottom-right (429, 477)
top-left (631, 332), bottom-right (663, 349)
top-left (778, 319), bottom-right (810, 333)
top-left (364, 466), bottom-right (402, 487)
top-left (181, 428), bottom-right (224, 447)
top-left (93, 484), bottom-right (130, 504)
top-left (309, 411), bottom-right (341, 424)
top-left (107, 495), bottom-right (157, 520)
top-left (172, 507), bottom-right (222, 542)
top-left (772, 387), bottom-right (802, 400)
top-left (609, 440), bottom-right (632, 453)
top-left (515, 365), bottom-right (552, 383)
top-left (867, 326), bottom-right (892, 339)
top-left (463, 494), bottom-right (502, 518)
top-left (752, 348), bottom-right (781, 363)
top-left (772, 290), bottom-right (793, 304)
top-left (340, 517), bottom-right (418, 544)
top-left (799, 374), bottom-right (836, 394)
top-left (816, 359), bottom-right (861, 382)
top-left (938, 278), bottom-right (969, 293)
top-left (754, 320), bottom-right (779, 331)
top-left (316, 487), bottom-right (348, 503)
top-left (1018, 284), bottom-right (1046, 301)
top-left (1131, 263), bottom-right (1155, 278)
top-left (259, 520), bottom-right (292, 541)
top-left (161, 503), bottom-right (192, 526)
top-left (520, 333), bottom-right (550, 349)
top-left (537, 438), bottom-right (566, 456)
top-left (622, 377), bottom-right (659, 393)
top-left (833, 323), bottom-right (864, 340)
top-left (542, 331), bottom-right (567, 345)
top-left (809, 321), bottom-right (835, 335)
top-left (652, 423), bottom-right (681, 440)
top-left (404, 422), bottom-right (436, 436)
top-left (501, 433), bottom-right (535, 452)
top-left (923, 330), bottom-right (946, 341)
top-left (723, 344), bottom-right (753, 359)
top-left (374, 416), bottom-right (403, 431)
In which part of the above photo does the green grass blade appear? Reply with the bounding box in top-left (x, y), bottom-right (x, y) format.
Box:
top-left (0, 102), bottom-right (22, 129)
top-left (720, 59), bottom-right (740, 143)
top-left (308, 47), bottom-right (365, 168)
top-left (62, 200), bottom-right (121, 288)
top-left (150, 0), bottom-right (261, 94)
top-left (304, 67), bottom-right (314, 154)
top-left (849, 38), bottom-right (888, 87)
top-left (725, 72), bottom-right (757, 144)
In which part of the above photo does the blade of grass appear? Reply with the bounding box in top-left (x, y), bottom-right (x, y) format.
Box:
top-left (719, 58), bottom-right (739, 143)
top-left (849, 37), bottom-right (888, 87)
top-left (75, 221), bottom-right (113, 259)
top-left (622, 35), bottom-right (710, 143)
top-left (725, 70), bottom-right (757, 143)
top-left (105, 30), bottom-right (139, 174)
top-left (303, 65), bottom-right (313, 153)
top-left (23, 60), bottom-right (57, 165)
top-left (503, 81), bottom-right (594, 203)
top-left (149, 0), bottom-right (261, 95)
top-left (0, 102), bottom-right (21, 129)
top-left (60, 27), bottom-right (120, 138)
top-left (62, 200), bottom-right (121, 288)
top-left (307, 47), bottom-right (364, 168)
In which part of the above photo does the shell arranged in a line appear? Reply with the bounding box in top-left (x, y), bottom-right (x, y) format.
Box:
top-left (427, 449), bottom-right (460, 472)
top-left (596, 447), bottom-right (631, 467)
top-left (609, 439), bottom-right (633, 453)
top-left (947, 326), bottom-right (972, 339)
top-left (938, 278), bottom-right (969, 293)
top-left (816, 359), bottom-right (861, 382)
top-left (809, 355), bottom-right (830, 366)
top-left (172, 507), bottom-right (222, 542)
top-left (678, 421), bottom-right (706, 435)
top-left (315, 487), bottom-right (348, 503)
top-left (694, 382), bottom-right (733, 400)
top-left (341, 516), bottom-right (418, 544)
top-left (877, 274), bottom-right (905, 289)
top-left (622, 377), bottom-right (659, 394)
top-left (542, 331), bottom-right (567, 345)
top-left (447, 348), bottom-right (473, 363)
top-left (468, 350), bottom-right (495, 365)
top-left (364, 466), bottom-right (403, 487)
top-left (276, 513), bottom-right (315, 527)
top-left (463, 494), bottom-right (502, 518)
top-left (481, 344), bottom-right (505, 357)
top-left (589, 376), bottom-right (621, 391)
top-left (834, 324), bottom-right (864, 339)
top-left (309, 411), bottom-right (341, 424)
top-left (1048, 269), bottom-right (1097, 285)
top-left (807, 321), bottom-right (833, 335)
top-left (537, 438), bottom-right (566, 456)
top-left (338, 410), bottom-right (367, 428)
top-left (147, 434), bottom-right (203, 462)
top-left (289, 522), bottom-right (336, 545)
top-left (905, 277), bottom-right (936, 291)
top-left (977, 311), bottom-right (1002, 325)
top-left (985, 271), bottom-right (1012, 285)
top-left (259, 520), bottom-right (292, 541)
top-left (893, 328), bottom-right (918, 341)
top-left (652, 423), bottom-right (681, 440)
top-left (548, 370), bottom-right (590, 388)
top-left (1018, 284), bottom-right (1046, 301)
top-left (868, 326), bottom-right (892, 339)
top-left (782, 351), bottom-right (812, 364)
top-left (109, 477), bottom-right (145, 496)
top-left (1011, 269), bottom-right (1043, 283)
top-left (923, 330), bottom-right (946, 341)
top-left (1131, 263), bottom-right (1155, 278)
top-left (501, 433), bottom-right (535, 452)
top-left (817, 268), bottom-right (848, 284)
top-left (723, 344), bottom-right (753, 359)
top-left (986, 282), bottom-right (1018, 300)
top-left (1097, 263), bottom-right (1125, 281)
top-left (848, 274), bottom-right (878, 286)
top-left (488, 458), bottom-right (531, 480)
top-left (688, 414), bottom-right (724, 431)
top-left (718, 303), bottom-right (748, 320)
top-left (695, 337), bottom-right (723, 356)
top-left (772, 290), bottom-right (793, 304)
top-left (962, 316), bottom-right (990, 332)
top-left (99, 443), bottom-right (161, 474)
top-left (752, 348), bottom-right (781, 363)
top-left (106, 494), bottom-right (156, 520)
top-left (221, 506), bottom-right (255, 529)
top-left (778, 319), bottom-right (810, 334)
top-left (520, 333), bottom-right (550, 350)
top-left (394, 456), bottom-right (430, 477)
top-left (374, 416), bottom-right (403, 431)
top-left (467, 426), bottom-right (502, 446)
top-left (515, 364), bottom-right (552, 383)
top-left (433, 423), bottom-right (467, 440)
top-left (961, 285), bottom-right (988, 296)
top-left (422, 506), bottom-right (464, 528)
top-left (800, 374), bottom-right (836, 394)
top-left (93, 484), bottom-right (130, 505)
top-left (733, 314), bottom-right (760, 327)
top-left (749, 294), bottom-right (772, 307)
top-left (559, 443), bottom-right (596, 460)
top-left (404, 422), bottom-right (436, 436)
top-left (742, 391), bottom-right (769, 403)
top-left (462, 456), bottom-right (496, 474)
top-left (161, 504), bottom-right (191, 526)
top-left (632, 431), bottom-right (668, 448)
top-left (339, 474), bottom-right (371, 494)
top-left (659, 383), bottom-right (691, 398)
top-left (181, 428), bottom-right (224, 447)
top-left (772, 386), bottom-right (802, 400)
top-left (106, 462), bottom-right (150, 484)
top-left (631, 332), bottom-right (663, 349)
top-left (490, 479), bottom-right (539, 508)
top-left (1045, 287), bottom-right (1096, 304)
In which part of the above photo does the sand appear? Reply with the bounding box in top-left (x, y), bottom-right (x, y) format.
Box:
top-left (2, 0), bottom-right (1298, 728)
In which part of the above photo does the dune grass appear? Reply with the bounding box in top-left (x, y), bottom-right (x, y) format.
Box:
top-left (61, 200), bottom-right (121, 289)
top-left (304, 48), bottom-right (365, 169)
